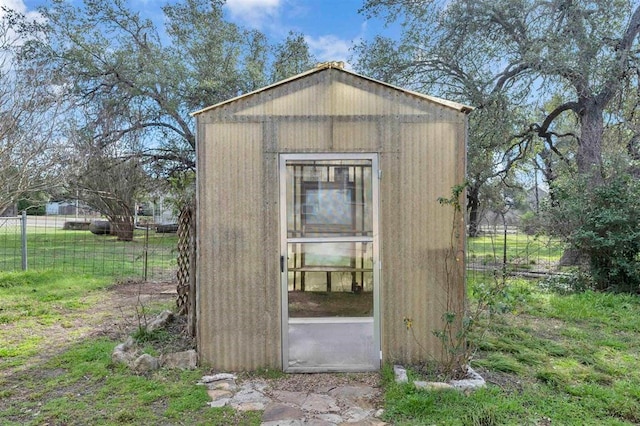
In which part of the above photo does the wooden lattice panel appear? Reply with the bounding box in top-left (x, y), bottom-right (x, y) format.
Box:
top-left (176, 203), bottom-right (194, 317)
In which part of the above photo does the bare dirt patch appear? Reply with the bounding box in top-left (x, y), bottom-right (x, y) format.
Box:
top-left (96, 279), bottom-right (180, 336)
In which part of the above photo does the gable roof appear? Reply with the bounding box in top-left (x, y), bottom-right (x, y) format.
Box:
top-left (191, 62), bottom-right (473, 116)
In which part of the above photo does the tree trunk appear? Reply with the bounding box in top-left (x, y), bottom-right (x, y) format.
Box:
top-left (628, 135), bottom-right (640, 178)
top-left (467, 184), bottom-right (481, 237)
top-left (558, 247), bottom-right (588, 267)
top-left (538, 147), bottom-right (558, 205)
top-left (577, 102), bottom-right (604, 180)
top-left (110, 215), bottom-right (135, 241)
top-left (560, 102), bottom-right (604, 265)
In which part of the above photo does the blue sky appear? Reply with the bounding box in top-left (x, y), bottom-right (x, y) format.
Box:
top-left (222, 0), bottom-right (392, 65)
top-left (6, 0), bottom-right (399, 68)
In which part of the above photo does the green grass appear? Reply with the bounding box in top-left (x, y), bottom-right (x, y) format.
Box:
top-left (0, 227), bottom-right (177, 280)
top-left (0, 270), bottom-right (113, 367)
top-left (0, 270), bottom-right (260, 425)
top-left (1, 339), bottom-right (261, 425)
top-left (0, 270), bottom-right (110, 322)
top-left (467, 233), bottom-right (564, 266)
top-left (4, 266), bottom-right (640, 424)
top-left (383, 281), bottom-right (640, 425)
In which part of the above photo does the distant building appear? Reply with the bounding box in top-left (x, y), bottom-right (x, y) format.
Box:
top-left (136, 195), bottom-right (177, 225)
top-left (45, 200), bottom-right (97, 216)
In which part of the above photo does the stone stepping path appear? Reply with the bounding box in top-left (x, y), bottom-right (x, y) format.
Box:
top-left (198, 373), bottom-right (387, 425)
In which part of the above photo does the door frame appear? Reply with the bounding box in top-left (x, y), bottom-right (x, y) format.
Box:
top-left (279, 153), bottom-right (380, 372)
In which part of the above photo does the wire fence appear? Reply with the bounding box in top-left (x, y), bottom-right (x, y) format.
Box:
top-left (466, 224), bottom-right (566, 285)
top-left (1, 212), bottom-right (566, 285)
top-left (0, 213), bottom-right (177, 281)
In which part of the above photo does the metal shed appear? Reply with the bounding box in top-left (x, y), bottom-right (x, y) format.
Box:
top-left (193, 62), bottom-right (471, 372)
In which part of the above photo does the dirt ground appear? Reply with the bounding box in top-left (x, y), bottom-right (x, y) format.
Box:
top-left (288, 290), bottom-right (373, 317)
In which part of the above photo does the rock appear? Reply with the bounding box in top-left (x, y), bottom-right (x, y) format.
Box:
top-left (305, 420), bottom-right (336, 426)
top-left (207, 389), bottom-right (233, 401)
top-left (111, 337), bottom-right (137, 365)
top-left (146, 310), bottom-right (174, 332)
top-left (301, 394), bottom-right (340, 413)
top-left (315, 384), bottom-right (338, 393)
top-left (342, 407), bottom-right (374, 423)
top-left (133, 353), bottom-right (159, 373)
top-left (111, 349), bottom-right (134, 365)
top-left (272, 390), bottom-right (309, 407)
top-left (374, 409), bottom-right (384, 418)
top-left (229, 383), bottom-right (271, 410)
top-left (449, 366), bottom-right (486, 391)
top-left (208, 398), bottom-right (230, 408)
top-left (329, 385), bottom-right (377, 408)
top-left (203, 375), bottom-right (385, 424)
top-left (197, 373), bottom-right (238, 392)
top-left (208, 380), bottom-right (237, 391)
top-left (316, 413), bottom-right (343, 424)
top-left (261, 420), bottom-right (304, 426)
top-left (394, 365), bottom-right (408, 383)
top-left (160, 349), bottom-right (197, 369)
top-left (123, 336), bottom-right (135, 349)
top-left (262, 403), bottom-right (305, 422)
top-left (250, 380), bottom-right (269, 392)
top-left (232, 401), bottom-right (266, 411)
top-left (200, 373), bottom-right (237, 383)
top-left (414, 381), bottom-right (455, 391)
top-left (328, 385), bottom-right (376, 400)
top-left (340, 419), bottom-right (387, 426)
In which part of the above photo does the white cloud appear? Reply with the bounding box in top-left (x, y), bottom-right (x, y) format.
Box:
top-left (0, 0), bottom-right (42, 22)
top-left (225, 0), bottom-right (282, 29)
top-left (304, 34), bottom-right (352, 68)
top-left (0, 0), bottom-right (27, 14)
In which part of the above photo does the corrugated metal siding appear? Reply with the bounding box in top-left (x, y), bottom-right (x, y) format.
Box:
top-left (197, 122), bottom-right (280, 370)
top-left (196, 67), bottom-right (467, 369)
top-left (192, 63), bottom-right (471, 116)
top-left (199, 70), bottom-right (442, 121)
top-left (380, 116), bottom-right (466, 363)
top-left (276, 121), bottom-right (332, 151)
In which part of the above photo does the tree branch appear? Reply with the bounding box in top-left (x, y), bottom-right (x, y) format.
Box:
top-left (532, 101), bottom-right (581, 139)
top-left (597, 5), bottom-right (640, 105)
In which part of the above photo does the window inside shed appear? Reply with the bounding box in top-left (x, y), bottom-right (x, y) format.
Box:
top-left (285, 159), bottom-right (374, 317)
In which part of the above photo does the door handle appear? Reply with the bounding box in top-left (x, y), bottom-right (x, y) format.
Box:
top-left (280, 255), bottom-right (285, 273)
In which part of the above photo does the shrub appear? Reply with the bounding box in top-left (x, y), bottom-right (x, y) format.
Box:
top-left (546, 171), bottom-right (640, 292)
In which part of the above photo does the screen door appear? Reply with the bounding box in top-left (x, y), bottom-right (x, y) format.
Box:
top-left (280, 153), bottom-right (380, 372)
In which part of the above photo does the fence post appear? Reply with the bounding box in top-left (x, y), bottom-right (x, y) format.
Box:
top-left (143, 224), bottom-right (149, 280)
top-left (21, 210), bottom-right (27, 271)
